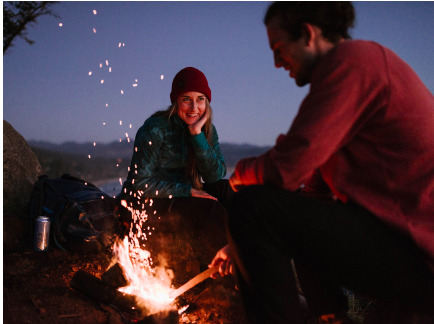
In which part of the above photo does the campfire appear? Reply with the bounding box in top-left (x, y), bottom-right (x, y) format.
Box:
top-left (71, 198), bottom-right (218, 323)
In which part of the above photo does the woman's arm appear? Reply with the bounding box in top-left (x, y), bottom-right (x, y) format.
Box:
top-left (190, 125), bottom-right (227, 183)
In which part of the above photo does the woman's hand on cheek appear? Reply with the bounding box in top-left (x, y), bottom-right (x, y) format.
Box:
top-left (188, 111), bottom-right (208, 135)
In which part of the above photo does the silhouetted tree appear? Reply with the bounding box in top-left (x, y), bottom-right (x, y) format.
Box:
top-left (3, 1), bottom-right (59, 54)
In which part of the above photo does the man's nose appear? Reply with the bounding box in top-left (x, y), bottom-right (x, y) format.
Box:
top-left (274, 52), bottom-right (283, 68)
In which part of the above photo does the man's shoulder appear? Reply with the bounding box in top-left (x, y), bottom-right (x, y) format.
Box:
top-left (322, 40), bottom-right (390, 72)
top-left (336, 40), bottom-right (385, 57)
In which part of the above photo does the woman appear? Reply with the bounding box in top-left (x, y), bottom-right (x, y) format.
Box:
top-left (120, 67), bottom-right (231, 271)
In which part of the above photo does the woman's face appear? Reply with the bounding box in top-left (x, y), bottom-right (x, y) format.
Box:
top-left (176, 91), bottom-right (207, 125)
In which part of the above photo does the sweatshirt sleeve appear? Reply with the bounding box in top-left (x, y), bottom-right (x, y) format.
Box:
top-left (190, 124), bottom-right (227, 183)
top-left (129, 119), bottom-right (192, 198)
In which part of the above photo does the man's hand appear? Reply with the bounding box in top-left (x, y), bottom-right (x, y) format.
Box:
top-left (191, 188), bottom-right (218, 201)
top-left (209, 244), bottom-right (234, 278)
top-left (229, 172), bottom-right (243, 192)
top-left (188, 110), bottom-right (208, 135)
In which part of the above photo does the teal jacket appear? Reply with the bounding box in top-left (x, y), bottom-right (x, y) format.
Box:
top-left (121, 114), bottom-right (226, 199)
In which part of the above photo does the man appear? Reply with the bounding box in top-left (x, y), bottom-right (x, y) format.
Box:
top-left (210, 2), bottom-right (434, 324)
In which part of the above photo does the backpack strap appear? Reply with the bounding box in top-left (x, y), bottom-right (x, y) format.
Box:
top-left (29, 175), bottom-right (49, 221)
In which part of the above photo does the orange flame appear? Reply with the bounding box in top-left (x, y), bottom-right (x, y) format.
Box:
top-left (112, 200), bottom-right (176, 315)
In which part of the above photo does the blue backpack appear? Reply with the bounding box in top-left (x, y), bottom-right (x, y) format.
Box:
top-left (29, 174), bottom-right (120, 253)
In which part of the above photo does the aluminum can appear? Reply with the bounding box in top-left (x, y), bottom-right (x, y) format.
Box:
top-left (34, 216), bottom-right (50, 251)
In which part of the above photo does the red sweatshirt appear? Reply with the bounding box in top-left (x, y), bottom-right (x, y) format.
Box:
top-left (233, 40), bottom-right (434, 271)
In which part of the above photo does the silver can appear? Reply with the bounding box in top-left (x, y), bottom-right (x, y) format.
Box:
top-left (34, 216), bottom-right (50, 251)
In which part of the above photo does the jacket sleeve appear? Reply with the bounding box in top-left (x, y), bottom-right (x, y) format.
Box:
top-left (190, 124), bottom-right (227, 183)
top-left (131, 120), bottom-right (192, 198)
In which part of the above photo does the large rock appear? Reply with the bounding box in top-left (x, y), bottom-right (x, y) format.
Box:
top-left (3, 120), bottom-right (43, 249)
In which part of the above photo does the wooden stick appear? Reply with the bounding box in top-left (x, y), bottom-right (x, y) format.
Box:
top-left (169, 266), bottom-right (218, 299)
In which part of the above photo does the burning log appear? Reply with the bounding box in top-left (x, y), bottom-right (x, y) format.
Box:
top-left (102, 262), bottom-right (129, 288)
top-left (71, 270), bottom-right (178, 323)
top-left (71, 270), bottom-right (143, 317)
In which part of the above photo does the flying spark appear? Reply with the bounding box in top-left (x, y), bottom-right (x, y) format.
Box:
top-left (93, 9), bottom-right (97, 15)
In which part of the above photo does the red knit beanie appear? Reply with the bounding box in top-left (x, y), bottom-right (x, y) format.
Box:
top-left (170, 67), bottom-right (211, 103)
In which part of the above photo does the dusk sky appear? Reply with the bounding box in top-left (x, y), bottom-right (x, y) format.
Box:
top-left (3, 1), bottom-right (434, 147)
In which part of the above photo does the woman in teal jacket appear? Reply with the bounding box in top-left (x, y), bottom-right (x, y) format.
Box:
top-left (121, 66), bottom-right (227, 202)
top-left (119, 67), bottom-right (232, 266)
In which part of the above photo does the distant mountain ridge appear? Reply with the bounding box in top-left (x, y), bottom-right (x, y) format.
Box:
top-left (28, 140), bottom-right (271, 166)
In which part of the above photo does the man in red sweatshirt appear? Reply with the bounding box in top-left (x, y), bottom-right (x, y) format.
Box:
top-left (210, 2), bottom-right (434, 324)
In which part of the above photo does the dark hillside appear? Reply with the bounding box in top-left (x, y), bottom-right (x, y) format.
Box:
top-left (30, 146), bottom-right (129, 184)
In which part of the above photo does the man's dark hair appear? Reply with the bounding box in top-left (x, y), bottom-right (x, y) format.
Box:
top-left (264, 1), bottom-right (355, 43)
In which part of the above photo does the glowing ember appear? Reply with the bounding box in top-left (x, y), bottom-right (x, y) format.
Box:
top-left (161, 75), bottom-right (164, 80)
top-left (59, 23), bottom-right (63, 27)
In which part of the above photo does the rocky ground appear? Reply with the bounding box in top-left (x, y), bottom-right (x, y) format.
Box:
top-left (3, 243), bottom-right (246, 324)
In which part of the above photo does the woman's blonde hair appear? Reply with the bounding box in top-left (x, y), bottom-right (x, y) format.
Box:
top-left (153, 99), bottom-right (213, 190)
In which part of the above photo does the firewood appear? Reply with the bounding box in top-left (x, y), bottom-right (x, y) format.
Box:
top-left (102, 263), bottom-right (129, 288)
top-left (71, 270), bottom-right (144, 318)
top-left (71, 270), bottom-right (179, 323)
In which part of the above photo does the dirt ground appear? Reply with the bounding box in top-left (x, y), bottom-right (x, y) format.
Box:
top-left (3, 244), bottom-right (246, 324)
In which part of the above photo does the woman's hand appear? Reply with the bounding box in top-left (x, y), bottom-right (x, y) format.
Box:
top-left (191, 188), bottom-right (218, 201)
top-left (188, 110), bottom-right (208, 135)
top-left (209, 244), bottom-right (235, 278)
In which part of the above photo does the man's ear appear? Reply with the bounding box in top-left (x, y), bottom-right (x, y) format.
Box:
top-left (301, 23), bottom-right (318, 47)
